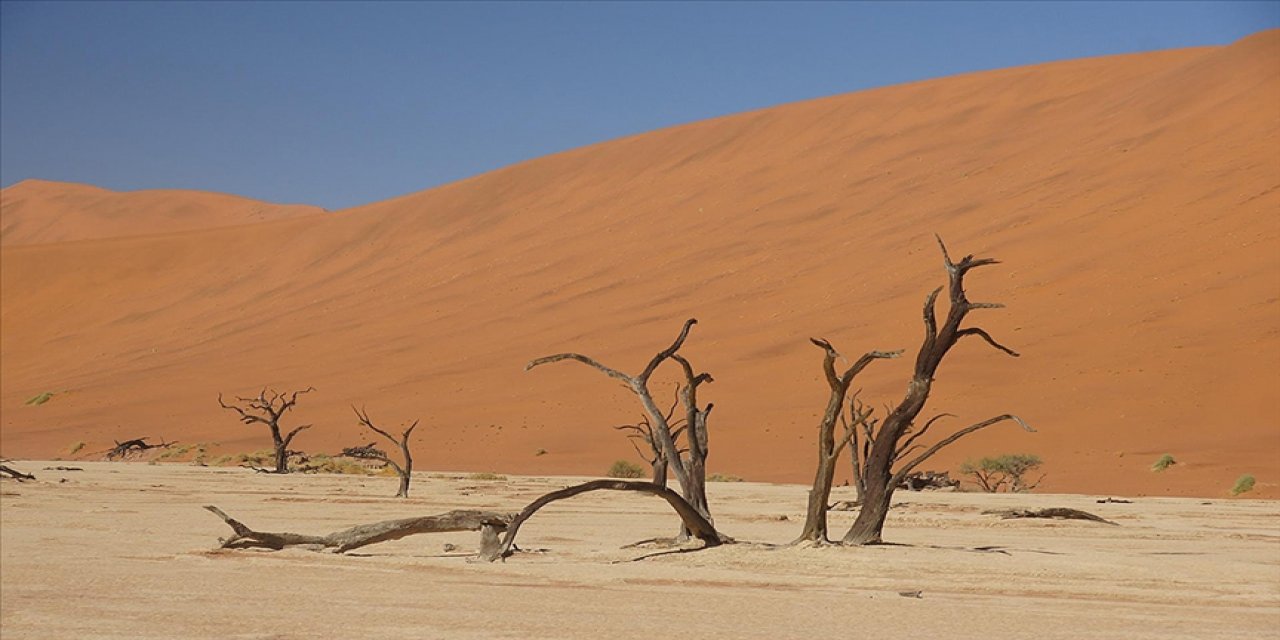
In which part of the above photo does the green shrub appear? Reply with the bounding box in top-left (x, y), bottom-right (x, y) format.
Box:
top-left (1151, 454), bottom-right (1176, 472)
top-left (959, 453), bottom-right (1044, 492)
top-left (1231, 475), bottom-right (1256, 496)
top-left (467, 471), bottom-right (507, 481)
top-left (708, 473), bottom-right (745, 482)
top-left (606, 460), bottom-right (645, 478)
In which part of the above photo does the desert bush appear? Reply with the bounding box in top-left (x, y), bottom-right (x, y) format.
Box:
top-left (708, 473), bottom-right (745, 482)
top-left (606, 460), bottom-right (646, 478)
top-left (1151, 454), bottom-right (1176, 472)
top-left (1231, 474), bottom-right (1256, 496)
top-left (468, 471), bottom-right (507, 481)
top-left (66, 441), bottom-right (86, 456)
top-left (959, 453), bottom-right (1043, 492)
top-left (24, 392), bottom-right (54, 406)
top-left (296, 454), bottom-right (370, 475)
top-left (155, 444), bottom-right (194, 462)
top-left (535, 448), bottom-right (548, 456)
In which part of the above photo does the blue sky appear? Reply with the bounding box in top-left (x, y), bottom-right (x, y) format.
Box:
top-left (1, 1), bottom-right (1276, 210)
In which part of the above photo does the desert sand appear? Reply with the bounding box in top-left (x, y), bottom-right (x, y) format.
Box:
top-left (1, 461), bottom-right (1277, 639)
top-left (2, 32), bottom-right (1278, 499)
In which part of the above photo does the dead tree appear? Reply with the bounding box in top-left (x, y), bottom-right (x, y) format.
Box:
top-left (350, 406), bottom-right (418, 498)
top-left (204, 506), bottom-right (512, 554)
top-left (795, 342), bottom-right (901, 544)
top-left (105, 437), bottom-right (173, 460)
top-left (840, 237), bottom-right (1033, 545)
top-left (217, 387), bottom-right (314, 474)
top-left (613, 388), bottom-right (686, 488)
top-left (527, 319), bottom-right (715, 523)
top-left (0, 463), bottom-right (35, 481)
top-left (482, 479), bottom-right (726, 562)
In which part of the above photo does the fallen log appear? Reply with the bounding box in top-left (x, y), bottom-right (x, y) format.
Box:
top-left (0, 464), bottom-right (35, 481)
top-left (983, 507), bottom-right (1118, 526)
top-left (203, 506), bottom-right (514, 554)
top-left (483, 479), bottom-right (729, 562)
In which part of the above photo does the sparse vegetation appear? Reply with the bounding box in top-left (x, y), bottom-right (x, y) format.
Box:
top-left (295, 454), bottom-right (371, 475)
top-left (1152, 454), bottom-right (1176, 472)
top-left (1231, 474), bottom-right (1255, 496)
top-left (66, 441), bottom-right (86, 456)
top-left (606, 459), bottom-right (645, 478)
top-left (959, 453), bottom-right (1044, 493)
top-left (24, 392), bottom-right (54, 406)
top-left (468, 472), bottom-right (507, 481)
top-left (535, 448), bottom-right (548, 456)
top-left (708, 473), bottom-right (744, 482)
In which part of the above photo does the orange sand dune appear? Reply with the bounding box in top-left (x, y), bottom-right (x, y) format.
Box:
top-left (2, 32), bottom-right (1277, 498)
top-left (0, 179), bottom-right (325, 246)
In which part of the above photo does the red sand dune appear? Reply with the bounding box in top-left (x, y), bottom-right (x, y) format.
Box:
top-left (0, 179), bottom-right (325, 246)
top-left (2, 32), bottom-right (1277, 498)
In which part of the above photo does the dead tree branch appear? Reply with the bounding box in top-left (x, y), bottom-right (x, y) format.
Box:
top-left (203, 506), bottom-right (513, 554)
top-left (527, 319), bottom-right (716, 522)
top-left (351, 406), bottom-right (419, 498)
top-left (483, 479), bottom-right (727, 562)
top-left (840, 236), bottom-right (1032, 545)
top-left (0, 464), bottom-right (36, 481)
top-left (983, 507), bottom-right (1118, 526)
top-left (105, 437), bottom-right (174, 460)
top-left (796, 338), bottom-right (901, 544)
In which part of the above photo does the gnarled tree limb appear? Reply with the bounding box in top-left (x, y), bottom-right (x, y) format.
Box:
top-left (204, 506), bottom-right (513, 554)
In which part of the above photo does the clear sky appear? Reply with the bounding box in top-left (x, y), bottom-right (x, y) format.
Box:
top-left (1, 1), bottom-right (1276, 210)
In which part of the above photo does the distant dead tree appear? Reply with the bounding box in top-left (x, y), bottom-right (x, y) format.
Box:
top-left (349, 406), bottom-right (418, 498)
top-left (836, 237), bottom-right (1033, 545)
top-left (527, 319), bottom-right (716, 526)
top-left (795, 344), bottom-right (901, 545)
top-left (217, 387), bottom-right (315, 474)
top-left (105, 437), bottom-right (175, 460)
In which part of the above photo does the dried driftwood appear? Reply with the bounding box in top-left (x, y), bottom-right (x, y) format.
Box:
top-left (984, 507), bottom-right (1118, 526)
top-left (204, 506), bottom-right (513, 554)
top-left (0, 464), bottom-right (36, 481)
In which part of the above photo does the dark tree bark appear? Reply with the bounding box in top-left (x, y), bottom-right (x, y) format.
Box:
top-left (482, 479), bottom-right (726, 562)
top-left (841, 237), bottom-right (1033, 545)
top-left (217, 387), bottom-right (314, 474)
top-left (795, 341), bottom-right (901, 544)
top-left (526, 319), bottom-right (715, 523)
top-left (350, 406), bottom-right (418, 498)
top-left (613, 388), bottom-right (685, 489)
top-left (984, 508), bottom-right (1118, 526)
top-left (204, 506), bottom-right (513, 554)
top-left (0, 463), bottom-right (35, 481)
top-left (105, 437), bottom-right (174, 460)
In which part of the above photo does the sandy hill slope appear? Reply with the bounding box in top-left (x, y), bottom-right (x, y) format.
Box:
top-left (2, 31), bottom-right (1277, 498)
top-left (0, 179), bottom-right (325, 245)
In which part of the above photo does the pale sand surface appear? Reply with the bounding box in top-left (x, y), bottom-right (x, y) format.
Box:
top-left (2, 33), bottom-right (1277, 499)
top-left (1, 461), bottom-right (1277, 639)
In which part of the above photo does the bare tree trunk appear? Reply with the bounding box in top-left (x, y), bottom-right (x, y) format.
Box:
top-left (527, 319), bottom-right (711, 523)
top-left (219, 387), bottom-right (313, 475)
top-left (483, 479), bottom-right (725, 561)
top-left (839, 238), bottom-right (1031, 545)
top-left (795, 340), bottom-right (900, 545)
top-left (351, 407), bottom-right (418, 498)
top-left (204, 506), bottom-right (511, 553)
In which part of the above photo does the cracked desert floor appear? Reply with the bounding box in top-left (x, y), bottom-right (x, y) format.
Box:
top-left (1, 462), bottom-right (1276, 639)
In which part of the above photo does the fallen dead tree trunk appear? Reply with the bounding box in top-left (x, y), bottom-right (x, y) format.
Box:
top-left (204, 506), bottom-right (514, 554)
top-left (983, 507), bottom-right (1118, 526)
top-left (0, 464), bottom-right (35, 481)
top-left (483, 479), bottom-right (728, 562)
